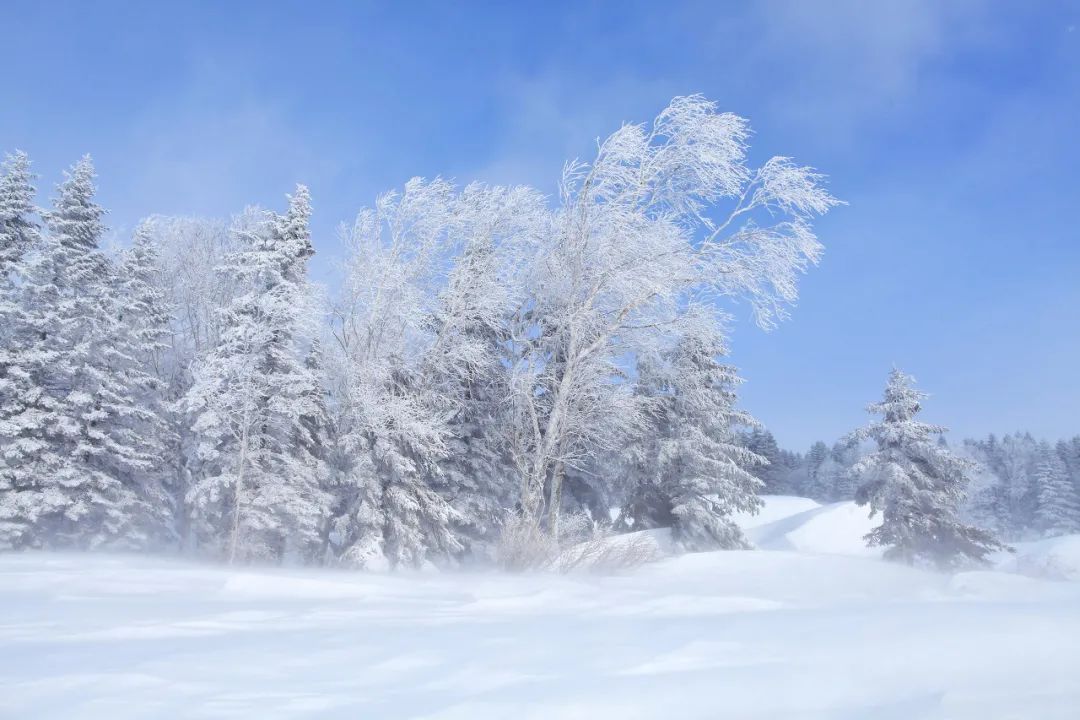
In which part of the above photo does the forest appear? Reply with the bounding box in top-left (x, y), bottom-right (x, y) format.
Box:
top-left (2, 96), bottom-right (1076, 572)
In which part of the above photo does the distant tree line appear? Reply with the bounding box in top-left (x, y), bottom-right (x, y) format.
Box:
top-left (763, 428), bottom-right (1080, 541)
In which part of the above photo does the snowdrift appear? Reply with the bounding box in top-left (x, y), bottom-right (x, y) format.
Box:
top-left (568, 496), bottom-right (876, 571)
top-left (730, 494), bottom-right (821, 530)
top-left (553, 528), bottom-right (675, 572)
top-left (567, 496), bottom-right (1077, 573)
top-left (995, 533), bottom-right (1080, 580)
top-left (746, 500), bottom-right (882, 557)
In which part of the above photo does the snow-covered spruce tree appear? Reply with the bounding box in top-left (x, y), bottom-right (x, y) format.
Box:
top-left (1033, 441), bottom-right (1080, 537)
top-left (743, 429), bottom-right (784, 494)
top-left (616, 309), bottom-right (764, 550)
top-left (329, 181), bottom-right (544, 568)
top-left (0, 151), bottom-right (41, 547)
top-left (1060, 437), bottom-right (1080, 506)
top-left (0, 151), bottom-right (39, 276)
top-left (144, 215), bottom-right (245, 375)
top-left (424, 188), bottom-right (539, 557)
top-left (850, 369), bottom-right (1006, 569)
top-left (328, 179), bottom-right (458, 570)
top-left (958, 434), bottom-right (1012, 535)
top-left (134, 215), bottom-right (251, 547)
top-left (184, 186), bottom-right (330, 563)
top-left (825, 440), bottom-right (863, 501)
top-left (811, 453), bottom-right (841, 501)
top-left (506, 95), bottom-right (839, 546)
top-left (0, 157), bottom-right (171, 549)
top-left (112, 225), bottom-right (182, 542)
top-left (1059, 437), bottom-right (1080, 476)
top-left (0, 151), bottom-right (40, 366)
top-left (801, 441), bottom-right (830, 499)
top-left (998, 433), bottom-right (1040, 536)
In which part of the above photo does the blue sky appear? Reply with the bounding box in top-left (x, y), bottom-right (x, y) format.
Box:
top-left (4, 1), bottom-right (1078, 449)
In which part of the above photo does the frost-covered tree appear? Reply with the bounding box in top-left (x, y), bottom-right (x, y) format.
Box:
top-left (744, 429), bottom-right (788, 494)
top-left (615, 310), bottom-right (764, 550)
top-left (999, 434), bottom-right (1040, 534)
top-left (1060, 437), bottom-right (1080, 505)
top-left (960, 449), bottom-right (1007, 536)
top-left (507, 95), bottom-right (839, 541)
top-left (144, 215), bottom-right (244, 381)
top-left (826, 440), bottom-right (864, 501)
top-left (850, 369), bottom-right (1006, 569)
top-left (112, 226), bottom-right (182, 541)
top-left (329, 181), bottom-right (545, 568)
top-left (0, 151), bottom-right (41, 378)
top-left (0, 151), bottom-right (41, 546)
top-left (425, 195), bottom-right (534, 555)
top-left (812, 454), bottom-right (843, 501)
top-left (960, 432), bottom-right (1042, 537)
top-left (184, 186), bottom-right (330, 563)
top-left (328, 179), bottom-right (461, 569)
top-left (134, 215), bottom-right (250, 545)
top-left (0, 151), bottom-right (39, 276)
top-left (1033, 441), bottom-right (1080, 537)
top-left (802, 441), bottom-right (830, 498)
top-left (0, 157), bottom-right (170, 549)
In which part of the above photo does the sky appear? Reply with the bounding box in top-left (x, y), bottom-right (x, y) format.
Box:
top-left (3, 0), bottom-right (1078, 450)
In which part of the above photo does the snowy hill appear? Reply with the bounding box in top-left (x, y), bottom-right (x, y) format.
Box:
top-left (998, 533), bottom-right (1080, 581)
top-left (731, 494), bottom-right (822, 530)
top-left (746, 499), bottom-right (882, 557)
top-left (3, 539), bottom-right (1080, 719)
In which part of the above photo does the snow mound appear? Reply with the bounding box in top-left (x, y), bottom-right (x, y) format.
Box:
top-left (554, 528), bottom-right (675, 573)
top-left (748, 500), bottom-right (882, 556)
top-left (564, 494), bottom-right (830, 571)
top-left (731, 494), bottom-right (821, 530)
top-left (995, 534), bottom-right (1080, 581)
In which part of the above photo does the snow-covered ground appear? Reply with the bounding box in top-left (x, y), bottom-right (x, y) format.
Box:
top-left (2, 498), bottom-right (1079, 719)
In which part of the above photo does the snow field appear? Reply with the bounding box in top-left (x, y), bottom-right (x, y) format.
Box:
top-left (1, 496), bottom-right (1078, 719)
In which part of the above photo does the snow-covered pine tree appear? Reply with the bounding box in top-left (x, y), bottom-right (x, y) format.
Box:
top-left (616, 311), bottom-right (764, 550)
top-left (1056, 437), bottom-right (1080, 517)
top-left (827, 439), bottom-right (863, 501)
top-left (184, 186), bottom-right (330, 563)
top-left (0, 157), bottom-right (170, 549)
top-left (802, 441), bottom-right (829, 498)
top-left (0, 151), bottom-right (42, 547)
top-left (427, 238), bottom-right (516, 556)
top-left (960, 440), bottom-right (1010, 537)
top-left (329, 179), bottom-right (473, 569)
top-left (850, 369), bottom-right (1006, 568)
top-left (296, 338), bottom-right (340, 559)
top-left (0, 151), bottom-right (39, 276)
top-left (0, 151), bottom-right (40, 373)
top-left (745, 429), bottom-right (788, 494)
top-left (999, 433), bottom-right (1040, 536)
top-left (112, 225), bottom-right (182, 544)
top-left (1033, 441), bottom-right (1080, 537)
top-left (420, 184), bottom-right (548, 558)
top-left (134, 215), bottom-right (249, 547)
top-left (812, 453), bottom-right (845, 502)
top-left (327, 360), bottom-right (463, 570)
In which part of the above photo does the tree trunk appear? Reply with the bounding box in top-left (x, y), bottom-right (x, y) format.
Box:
top-left (547, 460), bottom-right (566, 541)
top-left (228, 407), bottom-right (252, 565)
